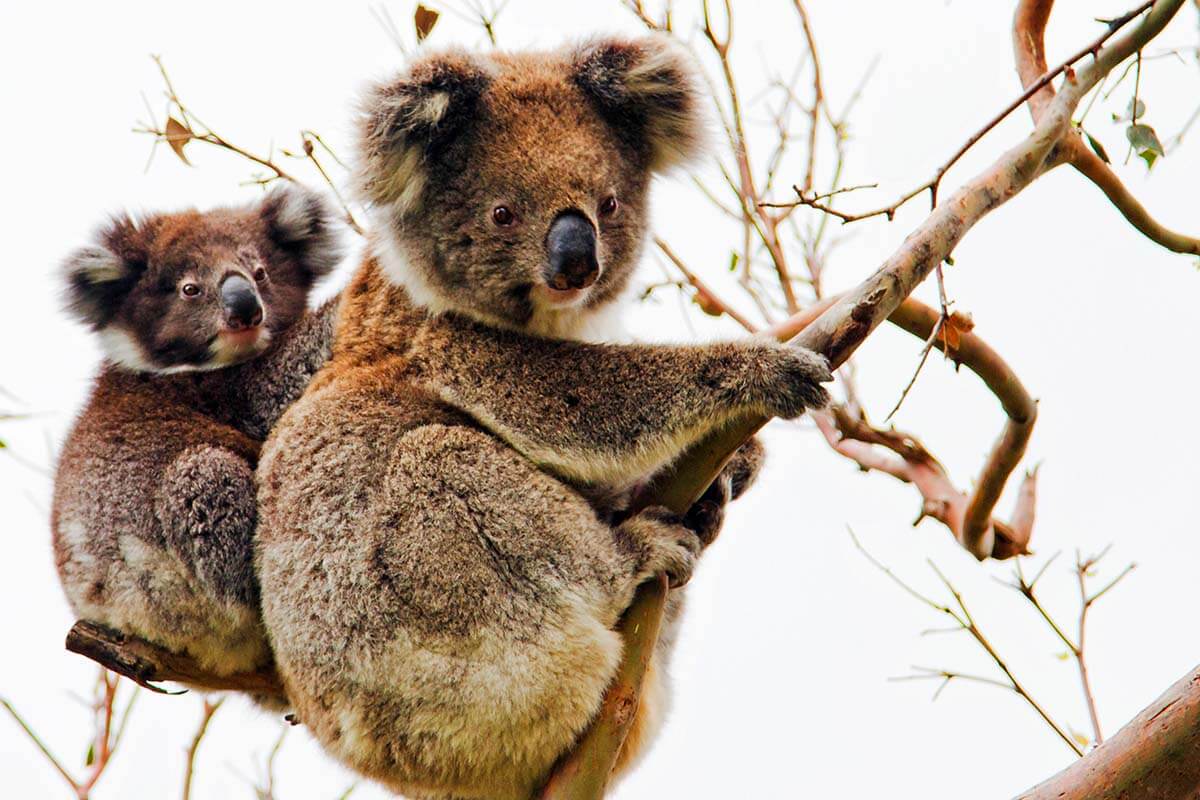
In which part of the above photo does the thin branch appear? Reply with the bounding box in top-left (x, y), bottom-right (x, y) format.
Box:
top-left (138, 56), bottom-right (367, 237)
top-left (181, 698), bottom-right (223, 800)
top-left (851, 534), bottom-right (1082, 755)
top-left (653, 237), bottom-right (758, 332)
top-left (764, 2), bottom-right (1157, 223)
top-left (1014, 0), bottom-right (1200, 254)
top-left (0, 698), bottom-right (80, 791)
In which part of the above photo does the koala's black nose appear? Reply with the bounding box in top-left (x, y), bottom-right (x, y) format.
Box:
top-left (220, 274), bottom-right (264, 330)
top-left (545, 212), bottom-right (600, 291)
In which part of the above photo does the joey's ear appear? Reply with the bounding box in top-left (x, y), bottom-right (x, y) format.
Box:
top-left (355, 49), bottom-right (491, 212)
top-left (60, 216), bottom-right (147, 331)
top-left (572, 35), bottom-right (707, 172)
top-left (259, 184), bottom-right (345, 281)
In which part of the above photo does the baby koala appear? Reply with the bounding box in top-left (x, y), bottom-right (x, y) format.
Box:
top-left (52, 184), bottom-right (343, 685)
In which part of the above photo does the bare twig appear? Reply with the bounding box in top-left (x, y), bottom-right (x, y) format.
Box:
top-left (765, 2), bottom-right (1158, 223)
top-left (653, 237), bottom-right (758, 332)
top-left (1, 668), bottom-right (131, 800)
top-left (181, 698), bottom-right (223, 800)
top-left (851, 531), bottom-right (1082, 755)
top-left (137, 56), bottom-right (367, 237)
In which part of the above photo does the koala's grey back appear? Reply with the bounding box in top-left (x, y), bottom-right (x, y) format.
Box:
top-left (53, 298), bottom-right (339, 678)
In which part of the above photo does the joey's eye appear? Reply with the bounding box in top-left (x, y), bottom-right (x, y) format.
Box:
top-left (253, 267), bottom-right (268, 283)
top-left (599, 196), bottom-right (619, 218)
top-left (180, 283), bottom-right (201, 298)
top-left (492, 206), bottom-right (515, 227)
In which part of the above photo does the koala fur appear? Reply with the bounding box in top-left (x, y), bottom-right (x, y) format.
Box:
top-left (52, 184), bottom-right (344, 682)
top-left (255, 37), bottom-right (829, 799)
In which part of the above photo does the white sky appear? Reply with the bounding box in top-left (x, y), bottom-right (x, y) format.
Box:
top-left (2, 2), bottom-right (1199, 799)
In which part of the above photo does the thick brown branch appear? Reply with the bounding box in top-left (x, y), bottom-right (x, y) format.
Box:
top-left (542, 3), bottom-right (1184, 796)
top-left (1014, 0), bottom-right (1200, 255)
top-left (65, 621), bottom-right (287, 703)
top-left (888, 300), bottom-right (1038, 558)
top-left (1017, 663), bottom-right (1200, 799)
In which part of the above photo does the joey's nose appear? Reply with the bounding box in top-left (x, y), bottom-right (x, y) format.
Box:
top-left (220, 274), bottom-right (263, 330)
top-left (545, 212), bottom-right (599, 291)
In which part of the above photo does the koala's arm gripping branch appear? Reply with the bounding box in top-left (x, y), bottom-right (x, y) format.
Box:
top-left (65, 621), bottom-right (287, 703)
top-left (539, 3), bottom-right (1184, 798)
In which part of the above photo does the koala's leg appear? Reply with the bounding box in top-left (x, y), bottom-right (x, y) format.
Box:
top-left (410, 315), bottom-right (828, 486)
top-left (156, 444), bottom-right (259, 607)
top-left (257, 408), bottom-right (706, 800)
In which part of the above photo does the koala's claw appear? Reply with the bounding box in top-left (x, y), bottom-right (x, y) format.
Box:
top-left (748, 342), bottom-right (832, 420)
top-left (621, 506), bottom-right (701, 589)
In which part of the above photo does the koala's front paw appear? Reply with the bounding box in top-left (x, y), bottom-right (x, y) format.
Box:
top-left (738, 341), bottom-right (832, 420)
top-left (618, 506), bottom-right (702, 588)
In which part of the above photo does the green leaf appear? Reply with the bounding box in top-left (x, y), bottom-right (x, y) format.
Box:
top-left (1084, 131), bottom-right (1111, 164)
top-left (85, 743), bottom-right (95, 766)
top-left (1127, 97), bottom-right (1146, 121)
top-left (727, 252), bottom-right (739, 273)
top-left (1055, 651), bottom-right (1071, 661)
top-left (1126, 123), bottom-right (1164, 169)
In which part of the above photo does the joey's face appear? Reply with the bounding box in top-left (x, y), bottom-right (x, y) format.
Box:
top-left (359, 38), bottom-right (706, 337)
top-left (107, 220), bottom-right (281, 372)
top-left (62, 185), bottom-right (343, 373)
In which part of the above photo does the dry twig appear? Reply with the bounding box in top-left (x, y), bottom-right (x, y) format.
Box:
top-left (851, 531), bottom-right (1083, 756)
top-left (1, 668), bottom-right (134, 800)
top-left (181, 698), bottom-right (223, 800)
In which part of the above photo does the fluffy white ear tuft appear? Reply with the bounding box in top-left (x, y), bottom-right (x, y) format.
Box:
top-left (60, 220), bottom-right (144, 331)
top-left (355, 49), bottom-right (491, 214)
top-left (572, 34), bottom-right (709, 173)
top-left (259, 184), bottom-right (346, 280)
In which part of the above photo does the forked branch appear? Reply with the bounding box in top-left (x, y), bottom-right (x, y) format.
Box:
top-left (540, 2), bottom-right (1185, 797)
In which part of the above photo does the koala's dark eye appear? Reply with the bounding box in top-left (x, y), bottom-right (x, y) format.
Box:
top-left (491, 206), bottom-right (516, 227)
top-left (599, 195), bottom-right (619, 218)
top-left (180, 283), bottom-right (201, 298)
top-left (253, 267), bottom-right (268, 283)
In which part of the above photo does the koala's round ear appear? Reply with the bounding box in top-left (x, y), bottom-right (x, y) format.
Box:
top-left (60, 215), bottom-right (147, 331)
top-left (355, 50), bottom-right (491, 212)
top-left (571, 35), bottom-right (707, 173)
top-left (258, 184), bottom-right (346, 282)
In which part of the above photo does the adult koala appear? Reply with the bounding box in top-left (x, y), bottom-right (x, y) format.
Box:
top-left (256, 37), bottom-right (829, 798)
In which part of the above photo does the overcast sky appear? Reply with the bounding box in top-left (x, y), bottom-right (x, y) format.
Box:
top-left (3, 2), bottom-right (1199, 798)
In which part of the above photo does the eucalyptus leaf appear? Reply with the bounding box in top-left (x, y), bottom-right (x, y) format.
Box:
top-left (1084, 131), bottom-right (1111, 164)
top-left (1126, 123), bottom-right (1164, 169)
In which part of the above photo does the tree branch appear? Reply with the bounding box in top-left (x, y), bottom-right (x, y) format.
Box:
top-left (65, 621), bottom-right (287, 703)
top-left (1016, 663), bottom-right (1200, 799)
top-left (540, 2), bottom-right (1185, 795)
top-left (1014, 0), bottom-right (1200, 255)
top-left (765, 1), bottom-right (1158, 223)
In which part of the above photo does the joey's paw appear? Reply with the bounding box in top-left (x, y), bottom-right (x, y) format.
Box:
top-left (723, 436), bottom-right (765, 500)
top-left (746, 342), bottom-right (832, 419)
top-left (620, 506), bottom-right (701, 589)
top-left (683, 474), bottom-right (731, 547)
